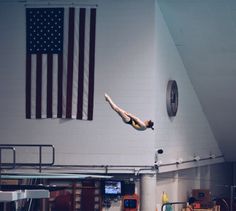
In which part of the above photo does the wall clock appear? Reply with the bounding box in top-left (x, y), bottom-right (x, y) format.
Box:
top-left (166, 80), bottom-right (178, 117)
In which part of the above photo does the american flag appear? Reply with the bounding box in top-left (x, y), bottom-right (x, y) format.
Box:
top-left (26, 7), bottom-right (96, 120)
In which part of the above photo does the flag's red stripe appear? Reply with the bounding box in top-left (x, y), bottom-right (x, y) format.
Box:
top-left (36, 54), bottom-right (42, 118)
top-left (57, 54), bottom-right (63, 118)
top-left (66, 8), bottom-right (75, 118)
top-left (77, 8), bottom-right (86, 119)
top-left (87, 8), bottom-right (96, 121)
top-left (47, 54), bottom-right (53, 118)
top-left (26, 54), bottom-right (32, 119)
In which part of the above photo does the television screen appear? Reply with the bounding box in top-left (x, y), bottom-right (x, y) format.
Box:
top-left (104, 181), bottom-right (122, 195)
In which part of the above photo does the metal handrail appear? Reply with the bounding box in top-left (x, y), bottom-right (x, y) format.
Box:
top-left (161, 202), bottom-right (187, 211)
top-left (230, 186), bottom-right (235, 211)
top-left (0, 144), bottom-right (55, 172)
top-left (0, 146), bottom-right (16, 169)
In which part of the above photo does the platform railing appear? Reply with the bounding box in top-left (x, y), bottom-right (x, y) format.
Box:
top-left (0, 146), bottom-right (16, 171)
top-left (0, 144), bottom-right (55, 172)
top-left (161, 202), bottom-right (187, 211)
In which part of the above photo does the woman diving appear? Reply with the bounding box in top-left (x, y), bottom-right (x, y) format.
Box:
top-left (105, 93), bottom-right (154, 131)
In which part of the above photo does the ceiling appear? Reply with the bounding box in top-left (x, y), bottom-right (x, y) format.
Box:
top-left (158, 0), bottom-right (236, 161)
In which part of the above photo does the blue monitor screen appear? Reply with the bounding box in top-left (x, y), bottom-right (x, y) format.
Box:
top-left (104, 181), bottom-right (122, 195)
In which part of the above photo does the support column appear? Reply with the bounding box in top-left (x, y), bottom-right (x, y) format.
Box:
top-left (140, 174), bottom-right (156, 211)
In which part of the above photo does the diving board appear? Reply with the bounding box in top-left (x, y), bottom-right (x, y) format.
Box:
top-left (0, 172), bottom-right (112, 179)
top-left (0, 189), bottom-right (49, 202)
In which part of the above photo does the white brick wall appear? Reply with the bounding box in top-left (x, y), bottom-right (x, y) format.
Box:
top-left (0, 0), bottom-right (222, 171)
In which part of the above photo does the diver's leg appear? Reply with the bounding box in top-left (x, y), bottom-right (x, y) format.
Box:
top-left (105, 93), bottom-right (130, 122)
top-left (104, 93), bottom-right (119, 111)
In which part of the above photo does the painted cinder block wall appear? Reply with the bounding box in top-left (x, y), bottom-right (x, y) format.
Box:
top-left (154, 0), bottom-right (222, 170)
top-left (0, 0), bottom-right (222, 171)
top-left (0, 0), bottom-right (156, 166)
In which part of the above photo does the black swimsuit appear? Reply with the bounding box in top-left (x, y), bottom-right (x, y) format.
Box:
top-left (126, 118), bottom-right (133, 125)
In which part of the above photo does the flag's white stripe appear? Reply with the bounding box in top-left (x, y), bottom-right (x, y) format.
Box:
top-left (62, 8), bottom-right (69, 118)
top-left (31, 55), bottom-right (37, 118)
top-left (82, 8), bottom-right (91, 120)
top-left (71, 8), bottom-right (80, 119)
top-left (41, 54), bottom-right (47, 118)
top-left (52, 54), bottom-right (58, 118)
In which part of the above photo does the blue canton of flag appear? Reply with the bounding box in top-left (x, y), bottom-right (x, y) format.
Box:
top-left (26, 7), bottom-right (97, 120)
top-left (27, 8), bottom-right (64, 54)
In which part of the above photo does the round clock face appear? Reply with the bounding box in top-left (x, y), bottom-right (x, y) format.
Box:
top-left (166, 80), bottom-right (178, 117)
